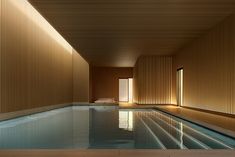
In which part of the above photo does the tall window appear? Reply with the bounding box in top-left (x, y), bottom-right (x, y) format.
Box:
top-left (119, 78), bottom-right (133, 102)
top-left (177, 68), bottom-right (183, 106)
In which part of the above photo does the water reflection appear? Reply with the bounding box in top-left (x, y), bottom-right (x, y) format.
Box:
top-left (89, 108), bottom-right (134, 148)
top-left (0, 107), bottom-right (74, 148)
top-left (119, 111), bottom-right (133, 131)
top-left (0, 106), bottom-right (234, 149)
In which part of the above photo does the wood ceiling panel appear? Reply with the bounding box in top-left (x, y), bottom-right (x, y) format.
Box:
top-left (29, 0), bottom-right (235, 67)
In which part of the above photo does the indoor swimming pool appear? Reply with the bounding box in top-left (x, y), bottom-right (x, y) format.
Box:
top-left (0, 106), bottom-right (234, 149)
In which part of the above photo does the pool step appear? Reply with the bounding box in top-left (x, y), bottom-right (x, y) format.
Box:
top-left (148, 115), bottom-right (210, 149)
top-left (138, 115), bottom-right (186, 149)
top-left (137, 116), bottom-right (166, 149)
top-left (150, 110), bottom-right (233, 149)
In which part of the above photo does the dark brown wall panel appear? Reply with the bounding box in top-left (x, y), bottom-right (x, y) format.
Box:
top-left (91, 67), bottom-right (133, 102)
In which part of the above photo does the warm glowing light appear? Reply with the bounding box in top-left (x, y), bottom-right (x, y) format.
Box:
top-left (119, 79), bottom-right (129, 102)
top-left (167, 105), bottom-right (180, 109)
top-left (180, 122), bottom-right (183, 148)
top-left (180, 70), bottom-right (183, 106)
top-left (119, 78), bottom-right (133, 103)
top-left (177, 69), bottom-right (183, 106)
top-left (128, 78), bottom-right (133, 103)
top-left (119, 111), bottom-right (133, 131)
top-left (128, 111), bottom-right (133, 129)
top-left (10, 0), bottom-right (72, 53)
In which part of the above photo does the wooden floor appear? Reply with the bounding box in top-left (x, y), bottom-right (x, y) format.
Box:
top-left (119, 103), bottom-right (156, 109)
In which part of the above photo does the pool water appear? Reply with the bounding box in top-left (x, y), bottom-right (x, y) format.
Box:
top-left (0, 106), bottom-right (234, 149)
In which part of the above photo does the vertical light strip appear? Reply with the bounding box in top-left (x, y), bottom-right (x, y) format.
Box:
top-left (177, 70), bottom-right (180, 105)
top-left (9, 0), bottom-right (72, 53)
top-left (177, 69), bottom-right (183, 106)
top-left (180, 69), bottom-right (183, 106)
top-left (128, 78), bottom-right (133, 103)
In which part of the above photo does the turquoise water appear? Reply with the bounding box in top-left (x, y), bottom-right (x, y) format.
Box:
top-left (0, 106), bottom-right (234, 149)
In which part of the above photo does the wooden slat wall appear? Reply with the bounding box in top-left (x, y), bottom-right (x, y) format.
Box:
top-left (0, 0), bottom-right (75, 113)
top-left (133, 56), bottom-right (172, 104)
top-left (173, 14), bottom-right (235, 114)
top-left (233, 15), bottom-right (235, 114)
top-left (0, 0), bottom-right (2, 113)
top-left (72, 50), bottom-right (89, 103)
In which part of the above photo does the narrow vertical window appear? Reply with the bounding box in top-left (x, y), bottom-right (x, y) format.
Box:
top-left (128, 78), bottom-right (133, 103)
top-left (177, 68), bottom-right (183, 106)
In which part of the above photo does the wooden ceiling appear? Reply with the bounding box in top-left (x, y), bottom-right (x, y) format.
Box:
top-left (29, 0), bottom-right (235, 67)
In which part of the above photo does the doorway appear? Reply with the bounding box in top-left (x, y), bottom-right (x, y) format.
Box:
top-left (119, 78), bottom-right (133, 103)
top-left (177, 68), bottom-right (183, 106)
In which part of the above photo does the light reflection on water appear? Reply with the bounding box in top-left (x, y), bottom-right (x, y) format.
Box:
top-left (119, 111), bottom-right (133, 131)
top-left (0, 106), bottom-right (234, 149)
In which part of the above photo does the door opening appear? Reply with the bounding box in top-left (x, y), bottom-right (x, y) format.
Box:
top-left (119, 78), bottom-right (133, 103)
top-left (177, 68), bottom-right (183, 106)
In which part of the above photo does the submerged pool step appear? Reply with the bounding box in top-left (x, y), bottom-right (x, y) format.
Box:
top-left (151, 110), bottom-right (233, 149)
top-left (137, 116), bottom-right (166, 149)
top-left (148, 115), bottom-right (210, 149)
top-left (148, 117), bottom-right (188, 149)
top-left (139, 114), bottom-right (187, 149)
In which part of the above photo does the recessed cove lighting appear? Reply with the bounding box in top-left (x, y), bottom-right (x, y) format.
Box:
top-left (10, 0), bottom-right (73, 53)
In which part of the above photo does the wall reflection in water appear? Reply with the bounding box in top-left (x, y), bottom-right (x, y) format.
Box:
top-left (0, 106), bottom-right (136, 149)
top-left (89, 107), bottom-right (134, 148)
top-left (0, 107), bottom-right (91, 148)
top-left (0, 107), bottom-right (75, 148)
top-left (0, 106), bottom-right (234, 149)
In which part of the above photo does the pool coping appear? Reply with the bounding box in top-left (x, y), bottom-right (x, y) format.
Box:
top-left (0, 149), bottom-right (234, 157)
top-left (0, 103), bottom-right (119, 122)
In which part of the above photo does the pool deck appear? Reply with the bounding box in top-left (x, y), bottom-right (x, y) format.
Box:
top-left (119, 103), bottom-right (235, 138)
top-left (0, 149), bottom-right (234, 157)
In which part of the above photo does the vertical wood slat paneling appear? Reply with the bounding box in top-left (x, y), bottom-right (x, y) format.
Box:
top-left (231, 15), bottom-right (235, 114)
top-left (133, 56), bottom-right (172, 104)
top-left (72, 50), bottom-right (89, 103)
top-left (173, 14), bottom-right (235, 114)
top-left (0, 0), bottom-right (74, 113)
top-left (0, 0), bottom-right (2, 112)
